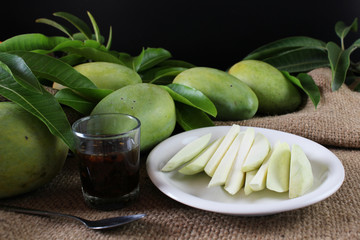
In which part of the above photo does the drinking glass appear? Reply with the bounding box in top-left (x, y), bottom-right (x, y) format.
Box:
top-left (72, 113), bottom-right (141, 210)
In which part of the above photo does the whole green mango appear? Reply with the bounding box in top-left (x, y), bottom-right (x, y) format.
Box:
top-left (91, 83), bottom-right (176, 151)
top-left (74, 62), bottom-right (142, 90)
top-left (173, 67), bottom-right (258, 120)
top-left (228, 60), bottom-right (302, 115)
top-left (0, 102), bottom-right (68, 199)
top-left (53, 62), bottom-right (142, 91)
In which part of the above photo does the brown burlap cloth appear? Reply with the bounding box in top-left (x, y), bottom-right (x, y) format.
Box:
top-left (1, 68), bottom-right (360, 239)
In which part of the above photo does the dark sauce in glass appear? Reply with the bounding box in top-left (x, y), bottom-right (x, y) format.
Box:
top-left (76, 137), bottom-right (140, 199)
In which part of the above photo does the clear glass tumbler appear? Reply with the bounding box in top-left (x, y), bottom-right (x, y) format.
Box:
top-left (72, 113), bottom-right (141, 210)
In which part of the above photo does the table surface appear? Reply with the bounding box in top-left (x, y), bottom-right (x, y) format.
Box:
top-left (0, 147), bottom-right (359, 240)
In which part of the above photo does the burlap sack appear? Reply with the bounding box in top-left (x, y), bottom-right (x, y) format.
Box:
top-left (216, 68), bottom-right (360, 148)
top-left (1, 68), bottom-right (359, 239)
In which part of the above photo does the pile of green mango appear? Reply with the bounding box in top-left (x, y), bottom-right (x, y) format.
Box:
top-left (69, 59), bottom-right (302, 151)
top-left (0, 58), bottom-right (303, 199)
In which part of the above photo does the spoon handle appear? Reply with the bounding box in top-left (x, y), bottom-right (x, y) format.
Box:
top-left (0, 203), bottom-right (73, 219)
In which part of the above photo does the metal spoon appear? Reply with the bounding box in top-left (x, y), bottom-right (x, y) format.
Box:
top-left (0, 204), bottom-right (145, 230)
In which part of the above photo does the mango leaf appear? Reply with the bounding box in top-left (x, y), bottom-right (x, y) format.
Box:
top-left (0, 52), bottom-right (42, 93)
top-left (55, 88), bottom-right (95, 115)
top-left (141, 66), bottom-right (188, 83)
top-left (175, 103), bottom-right (214, 131)
top-left (33, 39), bottom-right (124, 65)
top-left (131, 48), bottom-right (145, 71)
top-left (12, 51), bottom-right (112, 101)
top-left (106, 26), bottom-right (113, 50)
top-left (335, 18), bottom-right (358, 49)
top-left (87, 11), bottom-right (101, 44)
top-left (58, 54), bottom-right (86, 66)
top-left (137, 48), bottom-right (172, 72)
top-left (117, 52), bottom-right (134, 69)
top-left (354, 83), bottom-right (360, 92)
top-left (0, 34), bottom-right (69, 52)
top-left (35, 18), bottom-right (73, 39)
top-left (157, 59), bottom-right (196, 68)
top-left (245, 36), bottom-right (327, 60)
top-left (282, 71), bottom-right (320, 108)
top-left (263, 47), bottom-right (329, 73)
top-left (0, 62), bottom-right (75, 152)
top-left (72, 32), bottom-right (105, 43)
top-left (63, 45), bottom-right (122, 64)
top-left (162, 84), bottom-right (217, 117)
top-left (326, 41), bottom-right (355, 91)
top-left (53, 11), bottom-right (93, 40)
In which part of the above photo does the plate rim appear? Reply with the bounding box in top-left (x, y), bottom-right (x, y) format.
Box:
top-left (146, 125), bottom-right (345, 216)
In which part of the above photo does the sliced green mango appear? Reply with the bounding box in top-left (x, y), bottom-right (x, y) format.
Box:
top-left (266, 142), bottom-right (291, 192)
top-left (161, 133), bottom-right (211, 172)
top-left (289, 144), bottom-right (314, 198)
top-left (179, 136), bottom-right (224, 175)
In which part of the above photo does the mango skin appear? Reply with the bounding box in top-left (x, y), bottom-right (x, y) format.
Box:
top-left (91, 83), bottom-right (176, 151)
top-left (74, 62), bottom-right (142, 90)
top-left (173, 67), bottom-right (258, 120)
top-left (0, 102), bottom-right (68, 199)
top-left (228, 60), bottom-right (302, 115)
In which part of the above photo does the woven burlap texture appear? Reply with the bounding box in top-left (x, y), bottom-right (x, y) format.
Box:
top-left (0, 67), bottom-right (359, 239)
top-left (216, 68), bottom-right (360, 148)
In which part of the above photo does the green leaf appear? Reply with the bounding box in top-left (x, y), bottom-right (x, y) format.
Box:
top-left (162, 84), bottom-right (217, 117)
top-left (282, 71), bottom-right (320, 108)
top-left (175, 103), bottom-right (214, 131)
top-left (35, 18), bottom-right (73, 39)
top-left (12, 51), bottom-right (112, 101)
top-left (53, 11), bottom-right (93, 40)
top-left (245, 36), bottom-right (327, 60)
top-left (0, 34), bottom-right (69, 52)
top-left (58, 54), bottom-right (86, 66)
top-left (263, 47), bottom-right (329, 73)
top-left (354, 82), bottom-right (360, 92)
top-left (106, 26), bottom-right (113, 50)
top-left (0, 52), bottom-right (42, 93)
top-left (132, 48), bottom-right (145, 72)
top-left (55, 88), bottom-right (95, 115)
top-left (0, 62), bottom-right (75, 152)
top-left (326, 41), bottom-right (354, 91)
top-left (157, 59), bottom-right (196, 68)
top-left (87, 11), bottom-right (101, 43)
top-left (141, 66), bottom-right (187, 83)
top-left (33, 39), bottom-right (124, 65)
top-left (116, 52), bottom-right (134, 69)
top-left (138, 48), bottom-right (172, 72)
top-left (335, 18), bottom-right (358, 49)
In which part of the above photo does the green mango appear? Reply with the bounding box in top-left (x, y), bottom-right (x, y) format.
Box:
top-left (228, 60), bottom-right (302, 115)
top-left (53, 62), bottom-right (142, 91)
top-left (91, 83), bottom-right (176, 151)
top-left (173, 67), bottom-right (258, 120)
top-left (0, 102), bottom-right (68, 199)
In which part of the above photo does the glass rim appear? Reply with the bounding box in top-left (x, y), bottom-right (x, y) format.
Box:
top-left (72, 113), bottom-right (141, 140)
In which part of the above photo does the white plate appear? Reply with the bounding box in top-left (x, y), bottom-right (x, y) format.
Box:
top-left (146, 126), bottom-right (345, 216)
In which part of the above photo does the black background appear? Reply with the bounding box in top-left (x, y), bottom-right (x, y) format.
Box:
top-left (1, 0), bottom-right (360, 70)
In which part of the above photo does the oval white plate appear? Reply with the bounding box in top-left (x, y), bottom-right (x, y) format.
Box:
top-left (146, 126), bottom-right (345, 216)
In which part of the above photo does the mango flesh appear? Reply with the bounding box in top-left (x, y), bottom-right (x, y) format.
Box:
top-left (289, 144), bottom-right (314, 198)
top-left (53, 62), bottom-right (142, 90)
top-left (266, 142), bottom-right (291, 192)
top-left (0, 102), bottom-right (68, 199)
top-left (161, 133), bottom-right (211, 172)
top-left (228, 60), bottom-right (301, 115)
top-left (173, 67), bottom-right (258, 120)
top-left (91, 83), bottom-right (176, 151)
top-left (178, 136), bottom-right (224, 175)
